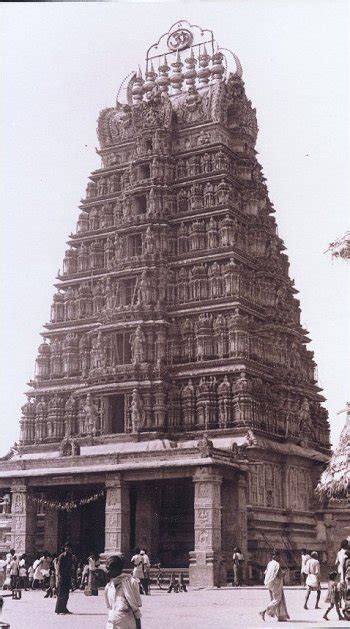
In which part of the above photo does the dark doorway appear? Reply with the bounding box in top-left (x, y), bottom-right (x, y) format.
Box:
top-left (57, 488), bottom-right (105, 558)
top-left (104, 394), bottom-right (125, 434)
top-left (131, 479), bottom-right (194, 567)
top-left (80, 498), bottom-right (105, 557)
top-left (159, 480), bottom-right (194, 567)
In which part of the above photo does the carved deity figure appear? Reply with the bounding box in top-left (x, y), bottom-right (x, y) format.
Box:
top-left (90, 331), bottom-right (105, 370)
top-left (83, 393), bottom-right (99, 435)
top-left (131, 325), bottom-right (146, 364)
top-left (177, 159), bottom-right (186, 178)
top-left (64, 395), bottom-right (76, 437)
top-left (130, 389), bottom-right (144, 433)
top-left (97, 177), bottom-right (107, 196)
top-left (137, 270), bottom-right (151, 305)
top-left (202, 153), bottom-right (212, 174)
top-left (143, 226), bottom-right (156, 255)
top-left (299, 397), bottom-right (311, 432)
top-left (207, 217), bottom-right (218, 249)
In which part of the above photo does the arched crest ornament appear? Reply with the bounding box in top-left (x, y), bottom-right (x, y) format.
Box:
top-left (146, 20), bottom-right (215, 68)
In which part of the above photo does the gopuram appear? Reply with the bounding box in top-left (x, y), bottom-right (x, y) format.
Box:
top-left (0, 21), bottom-right (331, 586)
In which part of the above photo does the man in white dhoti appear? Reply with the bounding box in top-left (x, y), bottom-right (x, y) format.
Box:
top-left (304, 551), bottom-right (321, 609)
top-left (259, 551), bottom-right (290, 622)
top-left (105, 555), bottom-right (142, 629)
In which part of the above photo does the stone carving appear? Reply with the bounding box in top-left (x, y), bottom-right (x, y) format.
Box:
top-left (59, 437), bottom-right (80, 457)
top-left (20, 25), bottom-right (330, 488)
top-left (130, 325), bottom-right (146, 364)
top-left (196, 434), bottom-right (214, 458)
top-left (82, 394), bottom-right (99, 435)
top-left (130, 389), bottom-right (144, 433)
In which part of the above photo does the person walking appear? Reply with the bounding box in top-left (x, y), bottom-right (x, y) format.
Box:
top-left (104, 554), bottom-right (142, 629)
top-left (259, 551), bottom-right (290, 622)
top-left (304, 551), bottom-right (321, 610)
top-left (55, 542), bottom-right (73, 615)
top-left (300, 549), bottom-right (311, 586)
top-left (130, 548), bottom-right (144, 593)
top-left (140, 550), bottom-right (150, 595)
top-left (18, 554), bottom-right (28, 590)
top-left (232, 547), bottom-right (244, 587)
top-left (323, 571), bottom-right (344, 621)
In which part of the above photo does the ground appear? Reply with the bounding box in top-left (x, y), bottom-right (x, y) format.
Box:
top-left (1, 586), bottom-right (349, 629)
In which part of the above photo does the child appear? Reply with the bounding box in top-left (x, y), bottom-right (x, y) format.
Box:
top-left (44, 563), bottom-right (57, 598)
top-left (323, 571), bottom-right (344, 621)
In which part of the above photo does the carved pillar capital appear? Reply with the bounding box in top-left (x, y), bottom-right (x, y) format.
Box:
top-left (192, 465), bottom-right (223, 485)
top-left (105, 472), bottom-right (123, 488)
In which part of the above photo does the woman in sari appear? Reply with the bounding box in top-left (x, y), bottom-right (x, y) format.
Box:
top-left (85, 550), bottom-right (99, 596)
top-left (259, 551), bottom-right (290, 622)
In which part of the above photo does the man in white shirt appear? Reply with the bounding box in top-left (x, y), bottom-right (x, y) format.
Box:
top-left (304, 551), bottom-right (321, 610)
top-left (300, 548), bottom-right (311, 587)
top-left (140, 549), bottom-right (150, 595)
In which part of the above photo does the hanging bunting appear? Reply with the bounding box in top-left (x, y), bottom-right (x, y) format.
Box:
top-left (28, 489), bottom-right (105, 512)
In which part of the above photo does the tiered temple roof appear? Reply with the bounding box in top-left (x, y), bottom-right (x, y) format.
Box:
top-left (17, 20), bottom-right (330, 455)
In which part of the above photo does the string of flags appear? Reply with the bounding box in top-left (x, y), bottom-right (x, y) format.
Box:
top-left (28, 489), bottom-right (105, 512)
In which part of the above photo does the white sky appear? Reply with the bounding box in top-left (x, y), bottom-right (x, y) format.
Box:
top-left (0, 1), bottom-right (349, 456)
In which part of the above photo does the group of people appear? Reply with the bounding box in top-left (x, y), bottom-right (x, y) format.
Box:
top-left (0, 548), bottom-right (53, 592)
top-left (0, 544), bottom-right (103, 611)
top-left (259, 540), bottom-right (350, 622)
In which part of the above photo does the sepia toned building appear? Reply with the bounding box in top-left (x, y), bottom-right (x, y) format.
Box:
top-left (0, 21), bottom-right (331, 586)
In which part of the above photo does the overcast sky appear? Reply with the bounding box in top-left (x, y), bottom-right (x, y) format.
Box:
top-left (0, 1), bottom-right (349, 456)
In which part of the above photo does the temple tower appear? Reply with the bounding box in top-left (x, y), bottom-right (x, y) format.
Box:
top-left (0, 21), bottom-right (330, 586)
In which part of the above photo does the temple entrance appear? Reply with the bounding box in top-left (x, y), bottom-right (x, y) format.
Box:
top-left (132, 478), bottom-right (194, 567)
top-left (57, 487), bottom-right (105, 558)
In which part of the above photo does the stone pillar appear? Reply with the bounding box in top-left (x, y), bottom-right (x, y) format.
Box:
top-left (10, 480), bottom-right (36, 557)
top-left (104, 474), bottom-right (130, 556)
top-left (43, 506), bottom-right (59, 553)
top-left (237, 476), bottom-right (248, 580)
top-left (189, 466), bottom-right (225, 587)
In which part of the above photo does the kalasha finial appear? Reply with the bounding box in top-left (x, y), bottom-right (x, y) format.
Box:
top-left (211, 47), bottom-right (225, 84)
top-left (132, 66), bottom-right (144, 103)
top-left (170, 50), bottom-right (184, 94)
top-left (143, 61), bottom-right (157, 100)
top-left (184, 47), bottom-right (197, 90)
top-left (156, 55), bottom-right (171, 94)
top-left (198, 43), bottom-right (211, 86)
